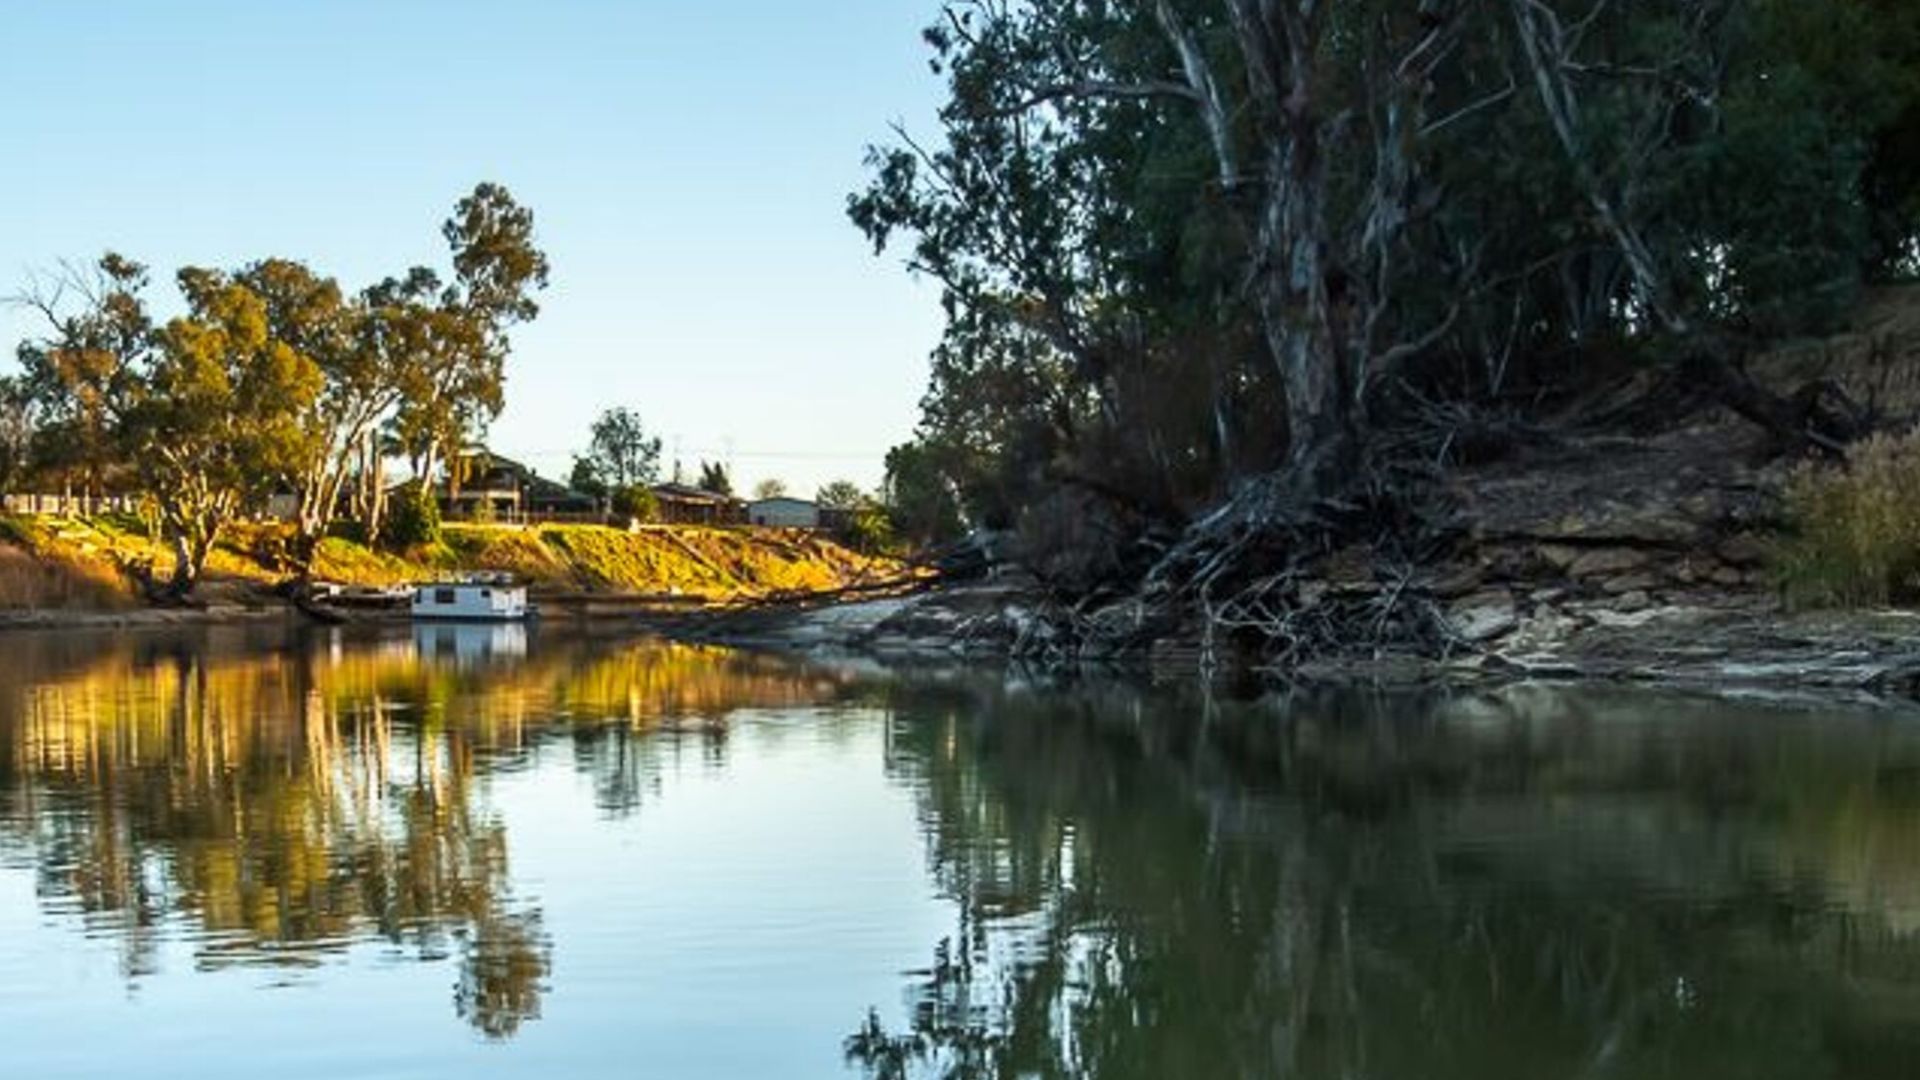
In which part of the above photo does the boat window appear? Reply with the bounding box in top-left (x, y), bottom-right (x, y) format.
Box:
top-left (481, 589), bottom-right (491, 598)
top-left (435, 588), bottom-right (457, 605)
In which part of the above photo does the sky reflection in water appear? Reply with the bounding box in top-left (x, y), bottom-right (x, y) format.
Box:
top-left (2, 625), bottom-right (1920, 1078)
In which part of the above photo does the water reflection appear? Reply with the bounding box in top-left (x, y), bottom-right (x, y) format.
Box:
top-left (0, 626), bottom-right (864, 1040)
top-left (7, 628), bottom-right (1920, 1074)
top-left (413, 621), bottom-right (529, 667)
top-left (854, 681), bottom-right (1920, 1079)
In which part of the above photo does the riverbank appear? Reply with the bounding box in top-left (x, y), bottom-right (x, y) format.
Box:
top-left (665, 581), bottom-right (1920, 703)
top-left (657, 407), bottom-right (1920, 701)
top-left (0, 515), bottom-right (909, 625)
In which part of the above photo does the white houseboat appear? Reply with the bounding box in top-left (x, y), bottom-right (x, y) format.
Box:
top-left (410, 573), bottom-right (532, 621)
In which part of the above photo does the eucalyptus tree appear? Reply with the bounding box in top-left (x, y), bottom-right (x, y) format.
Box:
top-left (236, 259), bottom-right (401, 567)
top-left (856, 0), bottom-right (1524, 512)
top-left (124, 268), bottom-right (325, 598)
top-left (1504, 0), bottom-right (1920, 446)
top-left (9, 254), bottom-right (152, 500)
top-left (0, 376), bottom-right (34, 491)
top-left (860, 0), bottom-right (1920, 576)
top-left (391, 183), bottom-right (551, 492)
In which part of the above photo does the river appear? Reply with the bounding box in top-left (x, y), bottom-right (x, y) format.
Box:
top-left (1, 624), bottom-right (1917, 1078)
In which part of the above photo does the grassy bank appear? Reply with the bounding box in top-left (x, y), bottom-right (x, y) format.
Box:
top-left (0, 515), bottom-right (906, 611)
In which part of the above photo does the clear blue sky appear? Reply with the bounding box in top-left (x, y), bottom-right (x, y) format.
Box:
top-left (0, 1), bottom-right (946, 496)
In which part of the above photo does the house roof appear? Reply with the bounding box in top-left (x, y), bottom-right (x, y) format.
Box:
top-left (652, 482), bottom-right (739, 506)
top-left (747, 496), bottom-right (818, 509)
top-left (439, 447), bottom-right (592, 503)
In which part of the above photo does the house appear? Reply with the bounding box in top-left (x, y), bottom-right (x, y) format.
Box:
top-left (651, 483), bottom-right (745, 525)
top-left (747, 496), bottom-right (820, 528)
top-left (436, 450), bottom-right (527, 521)
top-left (525, 473), bottom-right (599, 515)
top-left (435, 449), bottom-right (596, 521)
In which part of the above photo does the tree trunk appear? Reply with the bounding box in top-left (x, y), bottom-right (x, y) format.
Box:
top-left (1253, 85), bottom-right (1354, 499)
top-left (367, 445), bottom-right (387, 544)
top-left (165, 531), bottom-right (199, 602)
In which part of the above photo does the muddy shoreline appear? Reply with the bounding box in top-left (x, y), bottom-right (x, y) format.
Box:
top-left (655, 581), bottom-right (1920, 705)
top-left (14, 575), bottom-right (1920, 706)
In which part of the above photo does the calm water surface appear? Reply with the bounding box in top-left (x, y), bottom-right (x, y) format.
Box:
top-left (3, 624), bottom-right (1920, 1078)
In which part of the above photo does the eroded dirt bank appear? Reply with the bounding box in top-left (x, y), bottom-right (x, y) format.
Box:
top-left (673, 417), bottom-right (1920, 702)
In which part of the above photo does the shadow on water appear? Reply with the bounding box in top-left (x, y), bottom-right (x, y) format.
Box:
top-left (0, 623), bottom-right (872, 1040)
top-left (850, 675), bottom-right (1920, 1080)
top-left (8, 627), bottom-right (1920, 1073)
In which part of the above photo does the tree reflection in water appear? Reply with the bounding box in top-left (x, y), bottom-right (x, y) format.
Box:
top-left (13, 629), bottom-right (1920, 1069)
top-left (852, 679), bottom-right (1920, 1080)
top-left (0, 625), bottom-right (859, 1040)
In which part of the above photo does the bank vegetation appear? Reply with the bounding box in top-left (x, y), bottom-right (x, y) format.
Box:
top-left (863, 0), bottom-right (1920, 661)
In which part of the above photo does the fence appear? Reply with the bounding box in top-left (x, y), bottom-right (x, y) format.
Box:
top-left (0, 496), bottom-right (834, 534)
top-left (2, 494), bottom-right (145, 516)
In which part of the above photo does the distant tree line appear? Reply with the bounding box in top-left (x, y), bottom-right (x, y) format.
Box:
top-left (2, 183), bottom-right (549, 598)
top-left (860, 0), bottom-right (1920, 572)
top-left (562, 408), bottom-right (899, 549)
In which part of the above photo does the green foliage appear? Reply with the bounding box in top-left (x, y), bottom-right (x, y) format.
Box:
top-left (12, 253), bottom-right (151, 497)
top-left (384, 483), bottom-right (442, 551)
top-left (841, 499), bottom-right (897, 555)
top-left (1773, 431), bottom-right (1920, 609)
top-left (611, 484), bottom-right (659, 523)
top-left (753, 478), bottom-right (788, 500)
top-left (855, 0), bottom-right (1920, 556)
top-left (390, 183), bottom-right (550, 495)
top-left (0, 376), bottom-right (33, 490)
top-left (884, 440), bottom-right (965, 549)
top-left (584, 407), bottom-right (662, 491)
top-left (816, 479), bottom-right (866, 510)
top-left (118, 266), bottom-right (326, 594)
top-left (697, 460), bottom-right (733, 497)
top-left (445, 181), bottom-right (552, 325)
top-left (569, 456), bottom-right (608, 499)
top-left (7, 184), bottom-right (550, 594)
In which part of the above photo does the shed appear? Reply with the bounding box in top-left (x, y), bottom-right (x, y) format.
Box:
top-left (747, 496), bottom-right (820, 528)
top-left (652, 483), bottom-right (747, 525)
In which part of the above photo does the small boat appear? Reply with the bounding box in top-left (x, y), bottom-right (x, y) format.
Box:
top-left (410, 573), bottom-right (533, 621)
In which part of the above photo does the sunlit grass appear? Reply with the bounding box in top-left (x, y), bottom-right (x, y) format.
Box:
top-left (0, 514), bottom-right (902, 606)
top-left (1773, 430), bottom-right (1920, 609)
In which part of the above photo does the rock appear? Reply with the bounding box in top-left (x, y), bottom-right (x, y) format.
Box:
top-left (1424, 563), bottom-right (1486, 599)
top-left (1588, 606), bottom-right (1665, 629)
top-left (1612, 589), bottom-right (1653, 612)
top-left (1541, 506), bottom-right (1702, 546)
top-left (1708, 565), bottom-right (1746, 587)
top-left (1502, 608), bottom-right (1583, 653)
top-left (1537, 544), bottom-right (1583, 572)
top-left (1716, 532), bottom-right (1771, 568)
top-left (1449, 591), bottom-right (1519, 643)
top-left (1601, 573), bottom-right (1661, 595)
top-left (1567, 547), bottom-right (1654, 579)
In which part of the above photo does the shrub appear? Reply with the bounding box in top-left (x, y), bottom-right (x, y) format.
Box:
top-left (384, 484), bottom-right (442, 552)
top-left (1774, 430), bottom-right (1920, 609)
top-left (611, 484), bottom-right (659, 523)
top-left (838, 500), bottom-right (897, 555)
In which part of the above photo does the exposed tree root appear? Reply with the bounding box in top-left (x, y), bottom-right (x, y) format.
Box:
top-left (992, 442), bottom-right (1466, 671)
